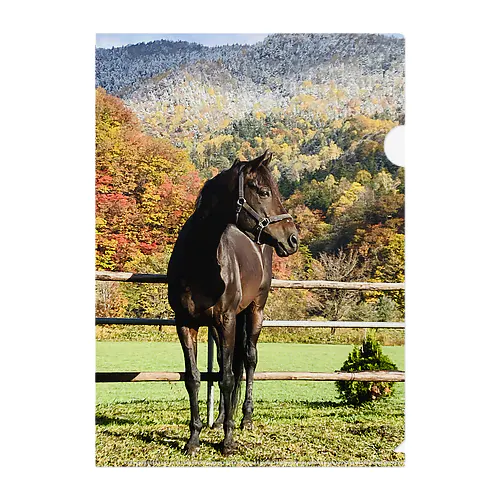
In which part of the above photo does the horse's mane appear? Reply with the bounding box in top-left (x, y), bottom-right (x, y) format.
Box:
top-left (194, 178), bottom-right (211, 212)
top-left (193, 168), bottom-right (232, 220)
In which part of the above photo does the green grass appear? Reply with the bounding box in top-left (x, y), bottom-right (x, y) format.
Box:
top-left (96, 342), bottom-right (404, 403)
top-left (96, 342), bottom-right (404, 466)
top-left (96, 399), bottom-right (404, 466)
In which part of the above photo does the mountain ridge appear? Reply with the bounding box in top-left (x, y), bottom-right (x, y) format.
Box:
top-left (96, 34), bottom-right (404, 147)
top-left (96, 33), bottom-right (404, 96)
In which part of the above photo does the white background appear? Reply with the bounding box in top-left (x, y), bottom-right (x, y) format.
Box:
top-left (2, 1), bottom-right (499, 498)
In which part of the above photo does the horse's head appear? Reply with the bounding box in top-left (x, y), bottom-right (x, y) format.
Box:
top-left (232, 151), bottom-right (299, 257)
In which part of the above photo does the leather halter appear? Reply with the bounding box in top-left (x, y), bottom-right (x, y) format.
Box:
top-left (235, 166), bottom-right (293, 245)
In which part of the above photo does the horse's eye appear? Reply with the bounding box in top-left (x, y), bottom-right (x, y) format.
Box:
top-left (260, 190), bottom-right (271, 198)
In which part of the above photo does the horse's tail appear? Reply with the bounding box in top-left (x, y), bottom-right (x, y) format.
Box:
top-left (231, 313), bottom-right (246, 413)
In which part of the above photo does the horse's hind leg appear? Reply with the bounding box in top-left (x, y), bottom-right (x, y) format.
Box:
top-left (213, 397), bottom-right (225, 429)
top-left (177, 323), bottom-right (202, 455)
top-left (241, 306), bottom-right (263, 431)
top-left (211, 326), bottom-right (225, 429)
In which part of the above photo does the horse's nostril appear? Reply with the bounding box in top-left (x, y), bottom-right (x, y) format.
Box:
top-left (289, 233), bottom-right (298, 248)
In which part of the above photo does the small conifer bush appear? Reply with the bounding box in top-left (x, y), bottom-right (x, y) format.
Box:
top-left (336, 336), bottom-right (398, 405)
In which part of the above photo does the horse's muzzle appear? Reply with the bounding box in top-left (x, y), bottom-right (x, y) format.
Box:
top-left (276, 231), bottom-right (299, 257)
top-left (289, 233), bottom-right (299, 252)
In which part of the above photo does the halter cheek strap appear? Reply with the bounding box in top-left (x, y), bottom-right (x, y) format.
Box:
top-left (235, 167), bottom-right (293, 245)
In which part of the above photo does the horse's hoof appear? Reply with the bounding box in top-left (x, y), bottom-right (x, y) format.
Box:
top-left (240, 419), bottom-right (253, 431)
top-left (221, 442), bottom-right (238, 456)
top-left (183, 443), bottom-right (200, 456)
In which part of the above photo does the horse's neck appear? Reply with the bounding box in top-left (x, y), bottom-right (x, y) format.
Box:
top-left (178, 172), bottom-right (237, 260)
top-left (180, 210), bottom-right (231, 257)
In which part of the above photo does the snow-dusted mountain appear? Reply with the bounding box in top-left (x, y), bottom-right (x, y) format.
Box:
top-left (96, 34), bottom-right (404, 141)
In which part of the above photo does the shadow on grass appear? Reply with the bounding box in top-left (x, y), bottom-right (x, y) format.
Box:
top-left (97, 418), bottom-right (224, 453)
top-left (95, 415), bottom-right (138, 426)
top-left (100, 427), bottom-right (185, 451)
top-left (134, 430), bottom-right (184, 449)
top-left (295, 400), bottom-right (345, 409)
top-left (293, 398), bottom-right (404, 410)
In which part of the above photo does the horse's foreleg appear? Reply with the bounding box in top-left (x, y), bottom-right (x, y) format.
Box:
top-left (177, 324), bottom-right (202, 455)
top-left (241, 306), bottom-right (263, 431)
top-left (214, 313), bottom-right (237, 455)
top-left (213, 312), bottom-right (244, 429)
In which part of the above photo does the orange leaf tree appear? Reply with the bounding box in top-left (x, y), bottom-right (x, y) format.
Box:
top-left (95, 88), bottom-right (202, 270)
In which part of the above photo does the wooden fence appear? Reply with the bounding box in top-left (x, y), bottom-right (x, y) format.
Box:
top-left (95, 271), bottom-right (405, 426)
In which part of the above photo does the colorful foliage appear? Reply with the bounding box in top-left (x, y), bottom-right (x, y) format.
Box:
top-left (95, 88), bottom-right (202, 270)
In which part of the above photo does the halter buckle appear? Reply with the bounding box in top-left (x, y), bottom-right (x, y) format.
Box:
top-left (256, 218), bottom-right (270, 230)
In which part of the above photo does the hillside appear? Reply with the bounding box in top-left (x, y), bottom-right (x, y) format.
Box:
top-left (96, 34), bottom-right (404, 93)
top-left (96, 34), bottom-right (404, 145)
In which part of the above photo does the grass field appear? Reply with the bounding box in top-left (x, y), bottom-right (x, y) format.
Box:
top-left (96, 341), bottom-right (405, 466)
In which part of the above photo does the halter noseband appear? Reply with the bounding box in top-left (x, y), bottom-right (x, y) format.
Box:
top-left (235, 166), bottom-right (293, 245)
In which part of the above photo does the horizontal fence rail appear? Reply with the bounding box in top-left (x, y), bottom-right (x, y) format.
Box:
top-left (96, 371), bottom-right (405, 383)
top-left (95, 271), bottom-right (405, 291)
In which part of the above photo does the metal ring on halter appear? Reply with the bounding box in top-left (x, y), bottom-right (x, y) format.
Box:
top-left (256, 218), bottom-right (270, 230)
top-left (235, 197), bottom-right (245, 223)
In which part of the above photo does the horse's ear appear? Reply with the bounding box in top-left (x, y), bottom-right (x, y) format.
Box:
top-left (249, 150), bottom-right (272, 171)
top-left (261, 151), bottom-right (273, 168)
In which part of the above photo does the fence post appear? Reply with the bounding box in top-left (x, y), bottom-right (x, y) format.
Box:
top-left (207, 328), bottom-right (215, 427)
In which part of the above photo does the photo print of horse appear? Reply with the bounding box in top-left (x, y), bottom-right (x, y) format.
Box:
top-left (95, 33), bottom-right (405, 466)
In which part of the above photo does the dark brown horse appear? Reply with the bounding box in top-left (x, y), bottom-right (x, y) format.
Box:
top-left (167, 151), bottom-right (298, 455)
